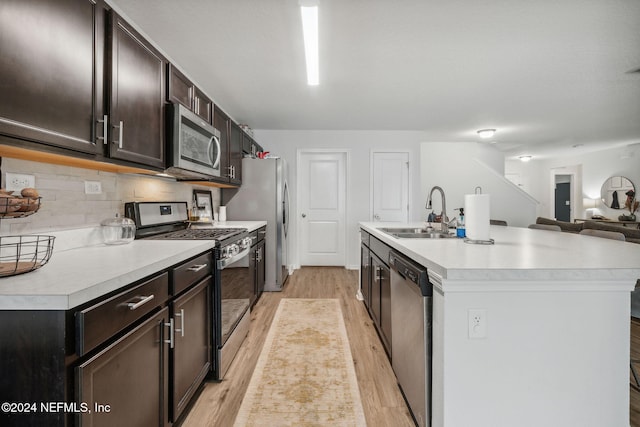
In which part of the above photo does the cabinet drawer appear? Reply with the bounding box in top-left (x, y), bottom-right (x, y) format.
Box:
top-left (173, 252), bottom-right (212, 295)
top-left (76, 272), bottom-right (169, 356)
top-left (360, 229), bottom-right (370, 246)
top-left (256, 226), bottom-right (266, 243)
top-left (370, 235), bottom-right (390, 266)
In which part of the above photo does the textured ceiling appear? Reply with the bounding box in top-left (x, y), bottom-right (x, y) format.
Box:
top-left (108, 0), bottom-right (640, 160)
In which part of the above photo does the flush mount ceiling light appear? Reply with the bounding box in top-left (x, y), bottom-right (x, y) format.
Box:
top-left (519, 155), bottom-right (533, 162)
top-left (299, 0), bottom-right (319, 86)
top-left (477, 129), bottom-right (496, 139)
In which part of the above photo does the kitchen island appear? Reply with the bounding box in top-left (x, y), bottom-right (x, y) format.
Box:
top-left (360, 222), bottom-right (640, 427)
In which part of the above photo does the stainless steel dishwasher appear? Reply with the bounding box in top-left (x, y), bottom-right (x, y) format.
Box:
top-left (389, 250), bottom-right (432, 427)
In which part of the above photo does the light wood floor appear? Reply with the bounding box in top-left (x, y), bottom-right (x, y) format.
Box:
top-left (181, 266), bottom-right (414, 427)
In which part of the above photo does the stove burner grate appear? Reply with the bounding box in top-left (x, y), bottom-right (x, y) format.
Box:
top-left (146, 228), bottom-right (245, 241)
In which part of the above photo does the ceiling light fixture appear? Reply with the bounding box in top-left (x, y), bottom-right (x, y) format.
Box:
top-left (300, 0), bottom-right (319, 86)
top-left (519, 155), bottom-right (533, 162)
top-left (477, 129), bottom-right (496, 139)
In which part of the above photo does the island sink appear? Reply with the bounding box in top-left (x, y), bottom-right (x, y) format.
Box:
top-left (378, 227), bottom-right (454, 239)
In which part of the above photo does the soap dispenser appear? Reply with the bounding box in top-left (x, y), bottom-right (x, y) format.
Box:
top-left (455, 208), bottom-right (466, 238)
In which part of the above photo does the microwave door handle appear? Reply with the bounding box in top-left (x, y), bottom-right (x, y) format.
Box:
top-left (209, 134), bottom-right (221, 168)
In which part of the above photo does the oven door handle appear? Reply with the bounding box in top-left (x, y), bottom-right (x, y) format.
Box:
top-left (217, 246), bottom-right (251, 270)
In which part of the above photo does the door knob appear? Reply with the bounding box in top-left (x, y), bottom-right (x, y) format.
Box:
top-left (374, 214), bottom-right (381, 220)
top-left (301, 213), bottom-right (306, 218)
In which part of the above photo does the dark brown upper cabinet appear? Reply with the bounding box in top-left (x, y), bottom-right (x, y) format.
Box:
top-left (229, 121), bottom-right (243, 185)
top-left (0, 0), bottom-right (168, 171)
top-left (168, 64), bottom-right (213, 125)
top-left (108, 12), bottom-right (167, 169)
top-left (241, 132), bottom-right (264, 156)
top-left (0, 0), bottom-right (105, 155)
top-left (213, 105), bottom-right (231, 183)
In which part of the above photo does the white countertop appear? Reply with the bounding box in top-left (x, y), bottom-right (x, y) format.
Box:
top-left (361, 222), bottom-right (640, 287)
top-left (0, 221), bottom-right (266, 310)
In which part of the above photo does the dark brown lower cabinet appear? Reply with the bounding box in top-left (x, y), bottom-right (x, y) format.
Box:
top-left (76, 307), bottom-right (170, 427)
top-left (360, 242), bottom-right (371, 310)
top-left (172, 278), bottom-right (211, 421)
top-left (364, 231), bottom-right (392, 357)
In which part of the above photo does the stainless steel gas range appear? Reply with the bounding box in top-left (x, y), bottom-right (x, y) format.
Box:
top-left (125, 201), bottom-right (253, 380)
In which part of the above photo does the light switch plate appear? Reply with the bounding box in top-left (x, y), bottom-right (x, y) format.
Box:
top-left (85, 181), bottom-right (102, 194)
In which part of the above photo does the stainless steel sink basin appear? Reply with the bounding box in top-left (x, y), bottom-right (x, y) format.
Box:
top-left (378, 227), bottom-right (454, 239)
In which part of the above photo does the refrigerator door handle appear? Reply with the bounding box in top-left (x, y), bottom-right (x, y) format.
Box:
top-left (283, 180), bottom-right (290, 238)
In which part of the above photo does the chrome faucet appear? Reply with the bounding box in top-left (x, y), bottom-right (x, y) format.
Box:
top-left (426, 186), bottom-right (448, 232)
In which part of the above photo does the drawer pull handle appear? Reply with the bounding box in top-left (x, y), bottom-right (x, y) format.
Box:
top-left (175, 308), bottom-right (185, 337)
top-left (187, 263), bottom-right (207, 272)
top-left (126, 294), bottom-right (155, 310)
top-left (164, 318), bottom-right (174, 348)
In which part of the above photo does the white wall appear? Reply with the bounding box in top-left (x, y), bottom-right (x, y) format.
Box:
top-left (0, 158), bottom-right (221, 235)
top-left (420, 142), bottom-right (538, 227)
top-left (506, 144), bottom-right (640, 220)
top-left (253, 130), bottom-right (426, 269)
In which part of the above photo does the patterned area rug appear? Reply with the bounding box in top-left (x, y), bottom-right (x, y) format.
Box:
top-left (233, 298), bottom-right (367, 426)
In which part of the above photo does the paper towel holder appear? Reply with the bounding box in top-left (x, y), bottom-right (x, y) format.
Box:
top-left (464, 186), bottom-right (495, 245)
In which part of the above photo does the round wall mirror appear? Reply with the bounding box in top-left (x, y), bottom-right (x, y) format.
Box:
top-left (600, 176), bottom-right (635, 209)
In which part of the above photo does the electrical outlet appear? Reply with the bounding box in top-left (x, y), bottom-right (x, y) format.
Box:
top-left (84, 181), bottom-right (102, 194)
top-left (468, 309), bottom-right (487, 339)
top-left (5, 173), bottom-right (36, 191)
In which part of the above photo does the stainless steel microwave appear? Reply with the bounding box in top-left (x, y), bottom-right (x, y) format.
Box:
top-left (165, 103), bottom-right (221, 179)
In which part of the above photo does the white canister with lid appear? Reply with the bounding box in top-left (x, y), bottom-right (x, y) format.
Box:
top-left (101, 213), bottom-right (136, 245)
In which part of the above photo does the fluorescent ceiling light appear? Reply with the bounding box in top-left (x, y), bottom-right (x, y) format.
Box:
top-left (477, 129), bottom-right (496, 139)
top-left (519, 155), bottom-right (533, 162)
top-left (300, 2), bottom-right (319, 85)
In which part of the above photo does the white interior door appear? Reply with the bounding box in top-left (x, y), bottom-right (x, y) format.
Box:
top-left (372, 151), bottom-right (409, 222)
top-left (298, 151), bottom-right (347, 266)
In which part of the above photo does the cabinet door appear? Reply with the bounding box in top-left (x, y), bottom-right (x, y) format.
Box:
top-left (229, 130), bottom-right (243, 185)
top-left (228, 121), bottom-right (243, 184)
top-left (76, 307), bottom-right (170, 427)
top-left (193, 87), bottom-right (212, 125)
top-left (0, 0), bottom-right (104, 154)
top-left (256, 239), bottom-right (266, 300)
top-left (380, 262), bottom-right (392, 356)
top-left (371, 254), bottom-right (391, 356)
top-left (167, 64), bottom-right (193, 110)
top-left (370, 255), bottom-right (382, 327)
top-left (172, 278), bottom-right (211, 421)
top-left (213, 105), bottom-right (230, 175)
top-left (108, 12), bottom-right (166, 169)
top-left (360, 244), bottom-right (371, 310)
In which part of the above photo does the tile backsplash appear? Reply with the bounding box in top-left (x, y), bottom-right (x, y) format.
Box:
top-left (0, 158), bottom-right (221, 235)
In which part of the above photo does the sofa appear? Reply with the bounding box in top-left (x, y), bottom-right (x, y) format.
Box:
top-left (534, 217), bottom-right (640, 244)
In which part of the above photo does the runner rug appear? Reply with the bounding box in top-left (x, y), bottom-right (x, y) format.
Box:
top-left (233, 298), bottom-right (367, 426)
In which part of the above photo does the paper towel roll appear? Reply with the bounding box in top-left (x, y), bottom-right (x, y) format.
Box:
top-left (464, 194), bottom-right (490, 241)
top-left (218, 206), bottom-right (227, 222)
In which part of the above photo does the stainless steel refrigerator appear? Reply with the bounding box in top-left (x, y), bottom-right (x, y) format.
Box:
top-left (224, 158), bottom-right (289, 291)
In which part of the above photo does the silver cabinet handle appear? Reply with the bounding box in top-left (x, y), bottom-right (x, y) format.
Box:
top-left (374, 214), bottom-right (381, 220)
top-left (174, 308), bottom-right (185, 337)
top-left (113, 120), bottom-right (124, 149)
top-left (187, 263), bottom-right (207, 272)
top-left (126, 294), bottom-right (154, 310)
top-left (164, 318), bottom-right (175, 348)
top-left (96, 114), bottom-right (108, 144)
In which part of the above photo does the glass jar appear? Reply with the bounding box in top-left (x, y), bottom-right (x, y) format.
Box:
top-left (101, 214), bottom-right (136, 245)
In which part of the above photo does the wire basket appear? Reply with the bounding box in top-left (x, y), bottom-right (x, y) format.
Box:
top-left (0, 196), bottom-right (41, 219)
top-left (0, 235), bottom-right (55, 277)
